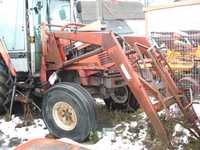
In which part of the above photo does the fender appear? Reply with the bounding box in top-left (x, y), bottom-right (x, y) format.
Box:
top-left (14, 138), bottom-right (90, 150)
top-left (0, 39), bottom-right (16, 76)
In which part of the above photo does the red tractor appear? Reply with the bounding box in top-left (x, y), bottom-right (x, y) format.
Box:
top-left (0, 22), bottom-right (200, 149)
top-left (0, 0), bottom-right (199, 149)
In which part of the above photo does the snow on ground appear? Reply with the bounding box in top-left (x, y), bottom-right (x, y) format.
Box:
top-left (0, 113), bottom-right (148, 150)
top-left (0, 116), bottom-right (49, 149)
top-left (0, 102), bottom-right (200, 149)
top-left (193, 104), bottom-right (200, 119)
top-left (91, 136), bottom-right (146, 150)
top-left (88, 112), bottom-right (148, 150)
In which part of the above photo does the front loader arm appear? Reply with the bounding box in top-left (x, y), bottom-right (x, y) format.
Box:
top-left (103, 33), bottom-right (171, 147)
top-left (51, 30), bottom-right (171, 146)
top-left (41, 24), bottom-right (200, 148)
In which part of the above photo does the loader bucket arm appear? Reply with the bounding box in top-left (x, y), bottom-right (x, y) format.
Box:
top-left (105, 33), bottom-right (172, 146)
top-left (50, 31), bottom-right (172, 147)
top-left (41, 24), bottom-right (200, 148)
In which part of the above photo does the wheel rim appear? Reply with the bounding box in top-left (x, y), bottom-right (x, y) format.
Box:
top-left (52, 101), bottom-right (77, 131)
top-left (110, 86), bottom-right (129, 104)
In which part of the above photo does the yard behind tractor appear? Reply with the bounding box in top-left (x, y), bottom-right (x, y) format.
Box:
top-left (152, 31), bottom-right (200, 98)
top-left (151, 31), bottom-right (200, 74)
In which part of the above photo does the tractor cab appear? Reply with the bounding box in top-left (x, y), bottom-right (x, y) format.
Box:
top-left (0, 0), bottom-right (71, 76)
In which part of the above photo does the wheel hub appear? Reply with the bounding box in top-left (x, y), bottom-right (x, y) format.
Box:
top-left (110, 86), bottom-right (129, 104)
top-left (52, 101), bottom-right (77, 131)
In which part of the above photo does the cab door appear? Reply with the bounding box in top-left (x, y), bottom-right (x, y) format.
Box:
top-left (0, 0), bottom-right (28, 72)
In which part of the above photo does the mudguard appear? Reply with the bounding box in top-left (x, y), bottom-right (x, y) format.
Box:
top-left (14, 138), bottom-right (90, 150)
top-left (0, 39), bottom-right (16, 76)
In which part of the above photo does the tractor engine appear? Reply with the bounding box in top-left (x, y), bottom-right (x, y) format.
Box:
top-left (54, 37), bottom-right (139, 111)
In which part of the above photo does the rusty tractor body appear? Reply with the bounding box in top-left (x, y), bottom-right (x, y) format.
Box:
top-left (35, 24), bottom-right (200, 148)
top-left (0, 2), bottom-right (200, 149)
top-left (0, 22), bottom-right (199, 149)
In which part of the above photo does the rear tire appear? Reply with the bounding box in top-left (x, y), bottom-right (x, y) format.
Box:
top-left (42, 82), bottom-right (96, 142)
top-left (0, 59), bottom-right (12, 114)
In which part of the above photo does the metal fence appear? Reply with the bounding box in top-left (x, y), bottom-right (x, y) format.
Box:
top-left (151, 31), bottom-right (200, 99)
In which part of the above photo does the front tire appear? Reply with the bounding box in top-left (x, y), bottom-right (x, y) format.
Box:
top-left (42, 82), bottom-right (96, 142)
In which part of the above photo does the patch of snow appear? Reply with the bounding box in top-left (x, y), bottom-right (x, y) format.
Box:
top-left (88, 113), bottom-right (148, 150)
top-left (193, 104), bottom-right (200, 119)
top-left (0, 103), bottom-right (200, 149)
top-left (91, 136), bottom-right (146, 150)
top-left (0, 115), bottom-right (49, 149)
top-left (95, 98), bottom-right (105, 105)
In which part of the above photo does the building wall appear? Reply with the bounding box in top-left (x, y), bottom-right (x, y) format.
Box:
top-left (126, 20), bottom-right (145, 36)
top-left (145, 4), bottom-right (200, 35)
